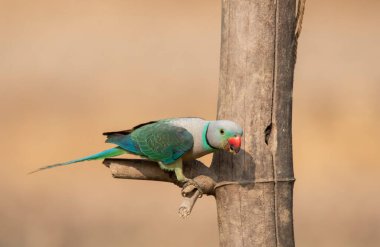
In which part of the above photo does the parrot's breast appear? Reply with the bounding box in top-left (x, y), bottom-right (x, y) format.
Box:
top-left (167, 118), bottom-right (214, 160)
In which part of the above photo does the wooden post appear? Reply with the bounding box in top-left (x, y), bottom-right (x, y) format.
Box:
top-left (105, 0), bottom-right (305, 245)
top-left (211, 0), bottom-right (302, 246)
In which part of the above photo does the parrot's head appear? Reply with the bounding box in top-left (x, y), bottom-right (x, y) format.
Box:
top-left (207, 120), bottom-right (243, 154)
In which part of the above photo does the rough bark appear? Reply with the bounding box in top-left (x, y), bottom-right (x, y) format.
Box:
top-left (104, 158), bottom-right (217, 216)
top-left (104, 159), bottom-right (217, 195)
top-left (210, 0), bottom-right (298, 246)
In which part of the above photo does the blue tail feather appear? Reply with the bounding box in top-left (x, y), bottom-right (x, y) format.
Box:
top-left (29, 147), bottom-right (126, 174)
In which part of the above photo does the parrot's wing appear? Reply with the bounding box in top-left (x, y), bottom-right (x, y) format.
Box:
top-left (103, 120), bottom-right (158, 136)
top-left (106, 122), bottom-right (194, 164)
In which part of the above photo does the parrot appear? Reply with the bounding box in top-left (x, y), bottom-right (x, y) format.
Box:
top-left (30, 117), bottom-right (243, 185)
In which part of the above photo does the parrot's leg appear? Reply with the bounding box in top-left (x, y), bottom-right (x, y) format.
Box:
top-left (158, 159), bottom-right (187, 182)
top-left (173, 160), bottom-right (186, 182)
top-left (172, 159), bottom-right (203, 197)
top-left (159, 159), bottom-right (202, 197)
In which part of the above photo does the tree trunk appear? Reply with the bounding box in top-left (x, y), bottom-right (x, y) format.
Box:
top-left (211, 0), bottom-right (297, 246)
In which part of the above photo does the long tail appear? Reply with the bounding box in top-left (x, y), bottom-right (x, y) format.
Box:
top-left (29, 147), bottom-right (126, 174)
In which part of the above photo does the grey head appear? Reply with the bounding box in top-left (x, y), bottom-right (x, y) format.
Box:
top-left (206, 120), bottom-right (243, 154)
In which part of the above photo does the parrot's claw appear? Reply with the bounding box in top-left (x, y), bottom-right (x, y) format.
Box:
top-left (181, 179), bottom-right (203, 198)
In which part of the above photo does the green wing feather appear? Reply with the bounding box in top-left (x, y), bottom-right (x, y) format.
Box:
top-left (130, 122), bottom-right (193, 164)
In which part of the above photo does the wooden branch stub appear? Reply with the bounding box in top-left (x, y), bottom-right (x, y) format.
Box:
top-left (103, 158), bottom-right (216, 194)
top-left (295, 0), bottom-right (306, 40)
top-left (103, 158), bottom-right (217, 217)
top-left (104, 158), bottom-right (173, 182)
top-left (178, 190), bottom-right (201, 218)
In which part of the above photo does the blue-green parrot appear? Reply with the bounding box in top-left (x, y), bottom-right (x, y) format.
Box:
top-left (30, 118), bottom-right (243, 183)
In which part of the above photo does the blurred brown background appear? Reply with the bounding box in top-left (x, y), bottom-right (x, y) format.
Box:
top-left (1, 0), bottom-right (379, 246)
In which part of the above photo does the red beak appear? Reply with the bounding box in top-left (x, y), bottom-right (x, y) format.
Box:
top-left (228, 136), bottom-right (241, 154)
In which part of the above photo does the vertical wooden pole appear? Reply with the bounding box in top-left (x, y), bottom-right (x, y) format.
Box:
top-left (211, 0), bottom-right (297, 246)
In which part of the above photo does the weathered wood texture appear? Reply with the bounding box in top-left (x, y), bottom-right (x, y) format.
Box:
top-left (104, 158), bottom-right (217, 216)
top-left (104, 158), bottom-right (217, 195)
top-left (211, 0), bottom-right (297, 246)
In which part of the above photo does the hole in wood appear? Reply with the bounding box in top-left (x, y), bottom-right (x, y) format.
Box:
top-left (264, 123), bottom-right (272, 145)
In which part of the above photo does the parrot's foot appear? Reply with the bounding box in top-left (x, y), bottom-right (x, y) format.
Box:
top-left (181, 179), bottom-right (203, 198)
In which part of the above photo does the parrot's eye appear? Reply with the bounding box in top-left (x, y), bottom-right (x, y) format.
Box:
top-left (220, 129), bottom-right (225, 135)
